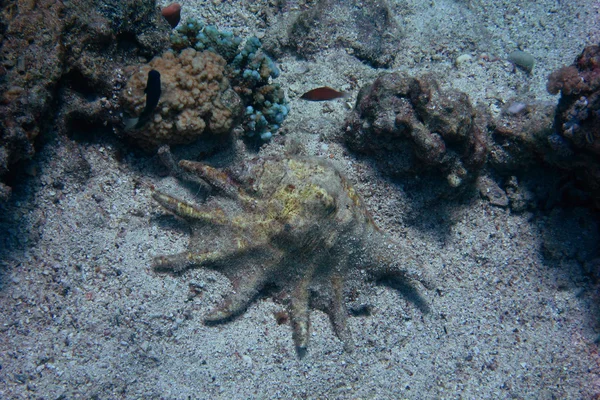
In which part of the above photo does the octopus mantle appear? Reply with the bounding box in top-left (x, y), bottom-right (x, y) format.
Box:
top-left (151, 153), bottom-right (433, 353)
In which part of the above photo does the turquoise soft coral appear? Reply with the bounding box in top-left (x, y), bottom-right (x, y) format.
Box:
top-left (170, 18), bottom-right (242, 62)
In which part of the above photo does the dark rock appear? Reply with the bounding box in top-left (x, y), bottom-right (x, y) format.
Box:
top-left (344, 72), bottom-right (488, 189)
top-left (0, 0), bottom-right (171, 201)
top-left (477, 176), bottom-right (508, 207)
top-left (0, 0), bottom-right (65, 196)
top-left (488, 101), bottom-right (556, 173)
top-left (504, 176), bottom-right (535, 212)
top-left (546, 44), bottom-right (600, 207)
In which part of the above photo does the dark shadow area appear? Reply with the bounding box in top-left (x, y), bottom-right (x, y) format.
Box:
top-left (349, 304), bottom-right (373, 317)
top-left (536, 204), bottom-right (600, 337)
top-left (65, 116), bottom-right (115, 145)
top-left (150, 214), bottom-right (193, 236)
top-left (61, 68), bottom-right (99, 101)
top-left (202, 283), bottom-right (280, 327)
top-left (394, 173), bottom-right (481, 243)
top-left (0, 160), bottom-right (40, 291)
top-left (115, 31), bottom-right (141, 54)
top-left (295, 346), bottom-right (308, 359)
top-left (377, 277), bottom-right (431, 315)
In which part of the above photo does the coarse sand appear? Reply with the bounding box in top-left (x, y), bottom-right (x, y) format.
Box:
top-left (1, 0), bottom-right (599, 398)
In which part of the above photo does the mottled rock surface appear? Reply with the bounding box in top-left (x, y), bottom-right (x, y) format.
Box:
top-left (0, 0), bottom-right (170, 200)
top-left (0, 0), bottom-right (65, 199)
top-left (546, 44), bottom-right (600, 206)
top-left (488, 101), bottom-right (557, 173)
top-left (344, 73), bottom-right (488, 190)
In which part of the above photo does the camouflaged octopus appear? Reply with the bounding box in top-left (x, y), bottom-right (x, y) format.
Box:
top-left (151, 150), bottom-right (433, 354)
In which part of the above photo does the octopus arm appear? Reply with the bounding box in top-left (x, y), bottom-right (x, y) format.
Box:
top-left (325, 272), bottom-right (354, 352)
top-left (366, 234), bottom-right (434, 290)
top-left (204, 262), bottom-right (277, 322)
top-left (179, 160), bottom-right (244, 201)
top-left (152, 190), bottom-right (228, 224)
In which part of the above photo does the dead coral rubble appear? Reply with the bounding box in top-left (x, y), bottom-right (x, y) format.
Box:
top-left (0, 0), bottom-right (171, 201)
top-left (548, 44), bottom-right (600, 155)
top-left (344, 73), bottom-right (487, 188)
top-left (546, 44), bottom-right (600, 205)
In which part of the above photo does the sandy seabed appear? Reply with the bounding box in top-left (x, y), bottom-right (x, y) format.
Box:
top-left (1, 0), bottom-right (599, 398)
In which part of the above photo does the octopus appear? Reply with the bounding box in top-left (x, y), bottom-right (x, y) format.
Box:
top-left (151, 148), bottom-right (434, 354)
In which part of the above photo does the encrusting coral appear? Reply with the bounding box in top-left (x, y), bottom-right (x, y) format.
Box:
top-left (120, 49), bottom-right (243, 148)
top-left (170, 18), bottom-right (289, 141)
top-left (150, 146), bottom-right (433, 354)
top-left (121, 18), bottom-right (289, 146)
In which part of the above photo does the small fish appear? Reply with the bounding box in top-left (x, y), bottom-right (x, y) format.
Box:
top-left (300, 86), bottom-right (348, 101)
top-left (124, 69), bottom-right (162, 130)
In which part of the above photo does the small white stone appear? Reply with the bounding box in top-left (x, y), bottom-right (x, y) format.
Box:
top-left (242, 354), bottom-right (253, 368)
top-left (455, 54), bottom-right (473, 67)
top-left (506, 102), bottom-right (527, 114)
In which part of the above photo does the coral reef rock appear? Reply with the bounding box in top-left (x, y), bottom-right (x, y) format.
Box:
top-left (546, 44), bottom-right (600, 206)
top-left (548, 44), bottom-right (600, 155)
top-left (0, 0), bottom-right (171, 200)
top-left (151, 149), bottom-right (433, 354)
top-left (0, 0), bottom-right (64, 200)
top-left (121, 49), bottom-right (243, 148)
top-left (344, 73), bottom-right (488, 189)
top-left (488, 101), bottom-right (557, 173)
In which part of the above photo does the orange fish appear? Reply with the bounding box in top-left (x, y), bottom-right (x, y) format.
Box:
top-left (300, 86), bottom-right (348, 101)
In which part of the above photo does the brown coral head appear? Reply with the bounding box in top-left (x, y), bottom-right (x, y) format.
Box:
top-left (162, 3), bottom-right (181, 29)
top-left (120, 49), bottom-right (241, 148)
top-left (547, 66), bottom-right (583, 96)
